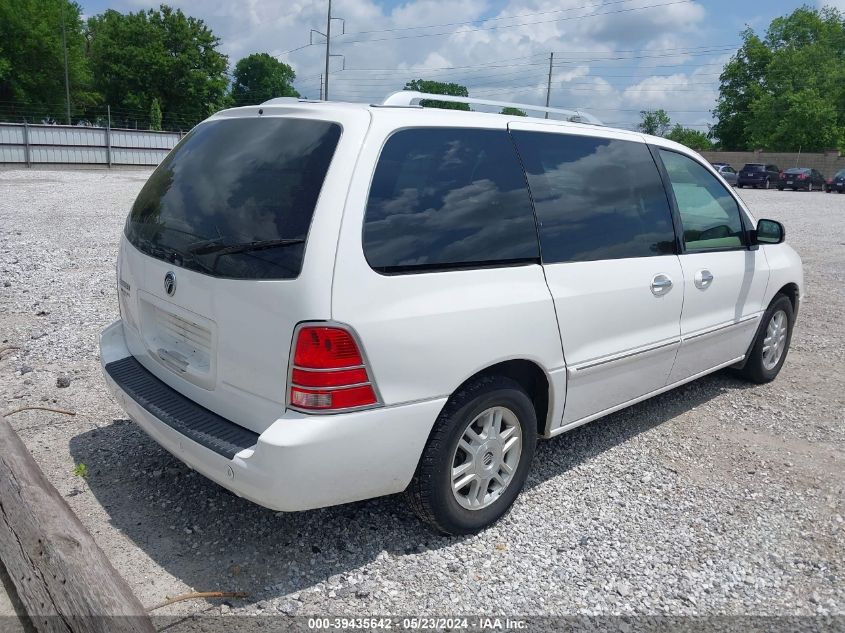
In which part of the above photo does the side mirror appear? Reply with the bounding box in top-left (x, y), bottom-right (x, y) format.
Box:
top-left (751, 219), bottom-right (785, 246)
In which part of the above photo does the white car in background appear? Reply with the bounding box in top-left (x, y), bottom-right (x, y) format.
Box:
top-left (101, 92), bottom-right (803, 535)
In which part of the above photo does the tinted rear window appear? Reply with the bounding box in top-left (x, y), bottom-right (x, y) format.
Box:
top-left (785, 168), bottom-right (810, 174)
top-left (125, 117), bottom-right (341, 280)
top-left (363, 128), bottom-right (539, 273)
top-left (743, 164), bottom-right (765, 172)
top-left (511, 131), bottom-right (676, 263)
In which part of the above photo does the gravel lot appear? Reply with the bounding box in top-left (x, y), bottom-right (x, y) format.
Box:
top-left (0, 169), bottom-right (843, 621)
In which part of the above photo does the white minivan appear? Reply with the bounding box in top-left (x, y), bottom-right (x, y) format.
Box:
top-left (100, 92), bottom-right (803, 534)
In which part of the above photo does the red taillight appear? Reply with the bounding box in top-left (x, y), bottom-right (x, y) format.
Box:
top-left (797, 173), bottom-right (807, 180)
top-left (779, 172), bottom-right (786, 179)
top-left (289, 326), bottom-right (379, 411)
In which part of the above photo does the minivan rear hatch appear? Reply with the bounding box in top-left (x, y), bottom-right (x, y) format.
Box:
top-left (115, 106), bottom-right (370, 433)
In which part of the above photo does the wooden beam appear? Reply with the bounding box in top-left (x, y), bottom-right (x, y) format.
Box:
top-left (0, 419), bottom-right (154, 633)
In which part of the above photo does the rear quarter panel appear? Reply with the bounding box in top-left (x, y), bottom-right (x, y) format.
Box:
top-left (330, 110), bottom-right (566, 432)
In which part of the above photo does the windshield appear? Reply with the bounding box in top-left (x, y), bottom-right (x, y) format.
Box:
top-left (125, 117), bottom-right (341, 280)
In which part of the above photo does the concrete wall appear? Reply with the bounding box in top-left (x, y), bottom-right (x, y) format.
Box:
top-left (0, 122), bottom-right (181, 167)
top-left (701, 150), bottom-right (845, 177)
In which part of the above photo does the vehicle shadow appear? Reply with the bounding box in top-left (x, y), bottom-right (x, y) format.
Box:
top-left (68, 370), bottom-right (755, 608)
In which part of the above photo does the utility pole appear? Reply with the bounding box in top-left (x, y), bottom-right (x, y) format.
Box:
top-left (319, 74), bottom-right (323, 100)
top-left (61, 2), bottom-right (71, 124)
top-left (544, 52), bottom-right (554, 119)
top-left (324, 0), bottom-right (332, 101)
top-left (311, 1), bottom-right (344, 101)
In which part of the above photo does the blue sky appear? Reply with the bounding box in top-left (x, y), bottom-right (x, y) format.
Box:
top-left (75, 0), bottom-right (842, 128)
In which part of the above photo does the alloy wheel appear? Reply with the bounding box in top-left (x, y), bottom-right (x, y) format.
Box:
top-left (450, 406), bottom-right (522, 510)
top-left (762, 309), bottom-right (788, 371)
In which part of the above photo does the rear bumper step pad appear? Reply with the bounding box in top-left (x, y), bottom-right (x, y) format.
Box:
top-left (105, 356), bottom-right (259, 459)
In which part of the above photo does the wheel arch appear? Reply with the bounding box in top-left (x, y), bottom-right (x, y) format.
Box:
top-left (450, 359), bottom-right (554, 439)
top-left (776, 282), bottom-right (800, 318)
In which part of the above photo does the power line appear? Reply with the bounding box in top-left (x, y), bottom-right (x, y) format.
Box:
top-left (281, 0), bottom-right (697, 55)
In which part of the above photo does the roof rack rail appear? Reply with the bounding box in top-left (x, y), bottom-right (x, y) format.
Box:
top-left (381, 91), bottom-right (603, 125)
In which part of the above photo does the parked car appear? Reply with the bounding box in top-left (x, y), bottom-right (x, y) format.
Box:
top-left (737, 163), bottom-right (780, 189)
top-left (713, 163), bottom-right (738, 186)
top-left (778, 167), bottom-right (826, 191)
top-left (825, 169), bottom-right (845, 193)
top-left (100, 93), bottom-right (803, 535)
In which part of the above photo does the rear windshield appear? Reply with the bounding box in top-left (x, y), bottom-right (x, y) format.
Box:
top-left (125, 117), bottom-right (341, 280)
top-left (785, 168), bottom-right (810, 174)
top-left (836, 170), bottom-right (845, 178)
top-left (742, 164), bottom-right (765, 172)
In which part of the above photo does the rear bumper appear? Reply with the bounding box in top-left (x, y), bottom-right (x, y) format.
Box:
top-left (100, 320), bottom-right (445, 511)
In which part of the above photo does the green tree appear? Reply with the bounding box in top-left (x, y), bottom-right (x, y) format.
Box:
top-left (712, 7), bottom-right (845, 150)
top-left (86, 5), bottom-right (229, 130)
top-left (404, 79), bottom-right (470, 110)
top-left (0, 0), bottom-right (96, 123)
top-left (149, 97), bottom-right (162, 130)
top-left (665, 124), bottom-right (713, 150)
top-left (500, 107), bottom-right (526, 116)
top-left (637, 109), bottom-right (671, 136)
top-left (230, 53), bottom-right (299, 106)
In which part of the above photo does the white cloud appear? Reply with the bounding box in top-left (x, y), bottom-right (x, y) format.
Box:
top-left (122, 0), bottom-right (730, 127)
top-left (818, 0), bottom-right (845, 10)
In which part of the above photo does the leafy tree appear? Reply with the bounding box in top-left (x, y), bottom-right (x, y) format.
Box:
top-left (637, 109), bottom-right (671, 136)
top-left (0, 0), bottom-right (96, 122)
top-left (665, 124), bottom-right (713, 150)
top-left (404, 79), bottom-right (470, 110)
top-left (712, 7), bottom-right (845, 150)
top-left (501, 107), bottom-right (526, 116)
top-left (86, 5), bottom-right (229, 130)
top-left (230, 53), bottom-right (299, 106)
top-left (149, 97), bottom-right (162, 130)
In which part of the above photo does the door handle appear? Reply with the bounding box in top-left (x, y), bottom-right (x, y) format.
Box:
top-left (650, 273), bottom-right (673, 296)
top-left (694, 269), bottom-right (714, 290)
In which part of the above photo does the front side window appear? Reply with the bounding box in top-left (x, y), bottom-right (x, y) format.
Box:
top-left (510, 131), bottom-right (676, 263)
top-left (363, 128), bottom-right (539, 273)
top-left (126, 117), bottom-right (341, 280)
top-left (659, 149), bottom-right (745, 252)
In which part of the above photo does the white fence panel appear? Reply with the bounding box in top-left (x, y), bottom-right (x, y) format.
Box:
top-left (0, 122), bottom-right (182, 167)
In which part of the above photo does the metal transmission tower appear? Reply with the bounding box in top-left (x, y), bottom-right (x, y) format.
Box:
top-left (310, 0), bottom-right (345, 100)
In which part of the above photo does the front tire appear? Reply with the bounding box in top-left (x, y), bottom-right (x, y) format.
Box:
top-left (765, 178), bottom-right (770, 189)
top-left (808, 183), bottom-right (813, 192)
top-left (735, 294), bottom-right (794, 384)
top-left (406, 376), bottom-right (537, 535)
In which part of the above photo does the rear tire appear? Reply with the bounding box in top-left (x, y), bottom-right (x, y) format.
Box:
top-left (735, 294), bottom-right (794, 384)
top-left (405, 376), bottom-right (537, 535)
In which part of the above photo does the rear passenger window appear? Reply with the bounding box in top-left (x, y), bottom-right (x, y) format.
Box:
top-left (510, 131), bottom-right (676, 263)
top-left (363, 128), bottom-right (539, 273)
top-left (658, 149), bottom-right (745, 251)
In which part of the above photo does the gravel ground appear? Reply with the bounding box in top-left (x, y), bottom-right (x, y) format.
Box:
top-left (0, 169), bottom-right (843, 622)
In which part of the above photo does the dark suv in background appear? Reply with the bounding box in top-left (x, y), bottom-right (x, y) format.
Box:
top-left (825, 169), bottom-right (845, 193)
top-left (738, 163), bottom-right (780, 189)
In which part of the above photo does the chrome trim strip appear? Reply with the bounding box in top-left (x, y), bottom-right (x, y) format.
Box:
top-left (290, 381), bottom-right (373, 392)
top-left (292, 363), bottom-right (367, 373)
top-left (570, 338), bottom-right (680, 373)
top-left (550, 355), bottom-right (746, 437)
top-left (683, 314), bottom-right (759, 342)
